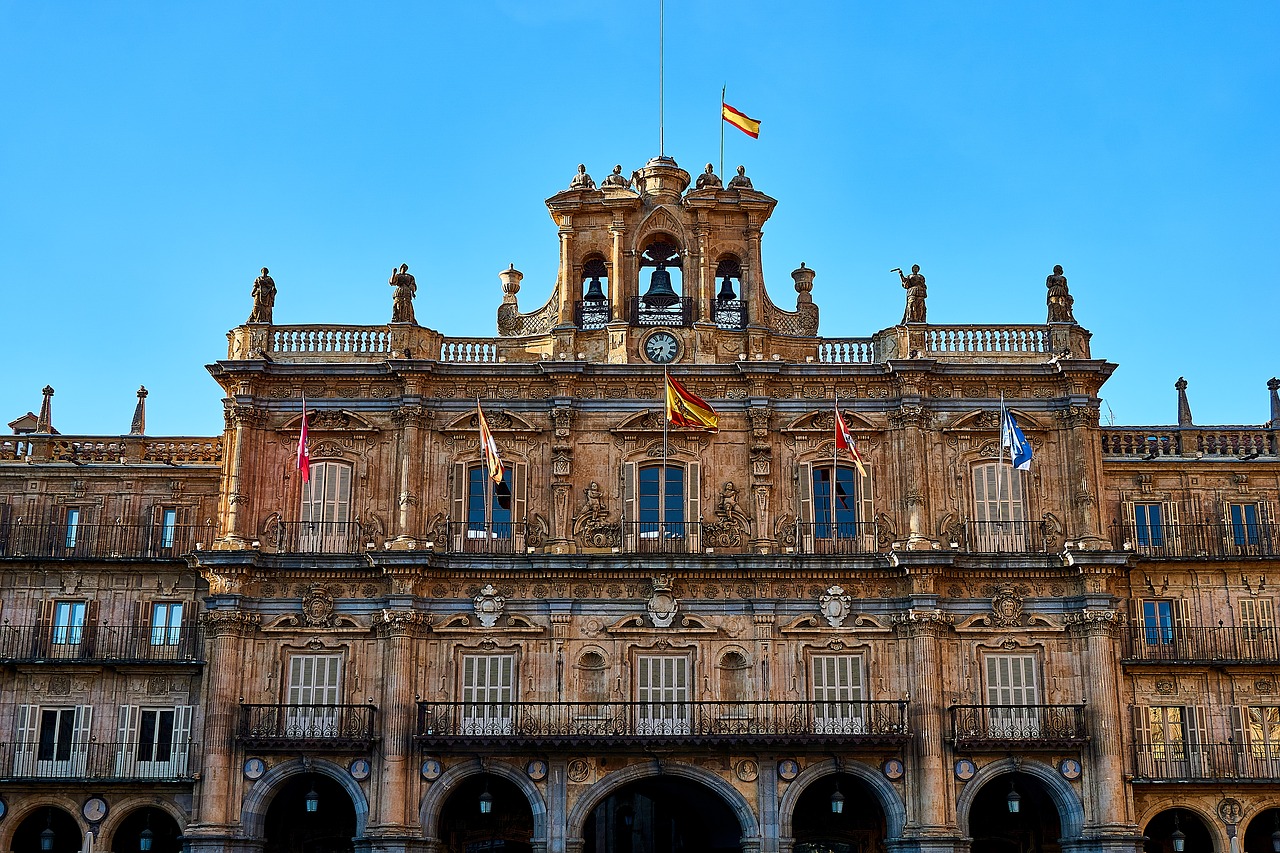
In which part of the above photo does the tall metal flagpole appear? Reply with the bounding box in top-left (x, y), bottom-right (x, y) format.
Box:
top-left (299, 392), bottom-right (309, 533)
top-left (479, 398), bottom-right (491, 539)
top-left (996, 392), bottom-right (1006, 553)
top-left (832, 391), bottom-right (840, 543)
top-left (720, 84), bottom-right (726, 181)
top-left (661, 367), bottom-right (669, 540)
top-left (659, 0), bottom-right (665, 157)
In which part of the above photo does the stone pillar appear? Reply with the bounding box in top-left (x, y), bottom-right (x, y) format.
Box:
top-left (549, 405), bottom-right (574, 553)
top-left (745, 228), bottom-right (763, 326)
top-left (557, 222), bottom-right (575, 327)
top-left (392, 404), bottom-right (425, 548)
top-left (890, 403), bottom-right (935, 549)
top-left (370, 610), bottom-right (430, 838)
top-left (219, 405), bottom-right (253, 547)
top-left (609, 224), bottom-right (627, 323)
top-left (756, 757), bottom-right (780, 853)
top-left (1061, 405), bottom-right (1107, 549)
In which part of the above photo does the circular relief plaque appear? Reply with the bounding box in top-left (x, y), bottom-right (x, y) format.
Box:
top-left (349, 758), bottom-right (372, 781)
top-left (777, 759), bottom-right (800, 781)
top-left (955, 759), bottom-right (977, 781)
top-left (82, 797), bottom-right (108, 824)
top-left (244, 758), bottom-right (267, 780)
top-left (527, 760), bottom-right (548, 781)
top-left (421, 758), bottom-right (443, 781)
top-left (1059, 759), bottom-right (1082, 780)
top-left (882, 759), bottom-right (905, 780)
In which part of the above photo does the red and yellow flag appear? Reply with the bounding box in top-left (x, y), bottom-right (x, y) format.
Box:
top-left (835, 404), bottom-right (868, 478)
top-left (722, 102), bottom-right (761, 139)
top-left (476, 400), bottom-right (504, 486)
top-left (296, 393), bottom-right (311, 483)
top-left (666, 374), bottom-right (719, 432)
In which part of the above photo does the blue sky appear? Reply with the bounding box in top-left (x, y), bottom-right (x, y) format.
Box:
top-left (2, 2), bottom-right (1276, 436)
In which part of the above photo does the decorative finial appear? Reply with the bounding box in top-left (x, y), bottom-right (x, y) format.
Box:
top-left (791, 263), bottom-right (816, 303)
top-left (36, 385), bottom-right (54, 434)
top-left (1267, 378), bottom-right (1279, 427)
top-left (130, 386), bottom-right (148, 436)
top-left (1175, 377), bottom-right (1193, 427)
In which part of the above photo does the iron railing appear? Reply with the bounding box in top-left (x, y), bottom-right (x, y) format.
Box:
top-left (712, 299), bottom-right (747, 330)
top-left (237, 704), bottom-right (377, 750)
top-left (574, 299), bottom-right (612, 330)
top-left (962, 521), bottom-right (1052, 553)
top-left (950, 704), bottom-right (1088, 748)
top-left (1122, 626), bottom-right (1280, 664)
top-left (445, 522), bottom-right (527, 554)
top-left (0, 522), bottom-right (214, 559)
top-left (271, 521), bottom-right (367, 554)
top-left (0, 624), bottom-right (203, 664)
top-left (795, 521), bottom-right (879, 555)
top-left (630, 296), bottom-right (694, 327)
top-left (619, 521), bottom-right (701, 554)
top-left (0, 740), bottom-right (199, 781)
top-left (417, 700), bottom-right (909, 748)
top-left (1134, 744), bottom-right (1280, 782)
top-left (1111, 521), bottom-right (1277, 558)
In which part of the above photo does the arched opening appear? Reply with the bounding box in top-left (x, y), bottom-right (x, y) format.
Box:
top-left (12, 806), bottom-right (81, 853)
top-left (1242, 806), bottom-right (1280, 853)
top-left (438, 772), bottom-right (535, 853)
top-left (713, 256), bottom-right (746, 329)
top-left (636, 239), bottom-right (687, 326)
top-left (263, 772), bottom-right (358, 853)
top-left (968, 772), bottom-right (1062, 853)
top-left (578, 650), bottom-right (610, 704)
top-left (110, 807), bottom-right (182, 853)
top-left (718, 651), bottom-right (750, 702)
top-left (792, 771), bottom-right (887, 853)
top-left (583, 776), bottom-right (741, 853)
top-left (577, 256), bottom-right (611, 330)
top-left (1143, 809), bottom-right (1214, 853)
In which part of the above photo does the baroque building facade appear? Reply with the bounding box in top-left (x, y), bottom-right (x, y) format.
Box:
top-left (1, 156), bottom-right (1278, 853)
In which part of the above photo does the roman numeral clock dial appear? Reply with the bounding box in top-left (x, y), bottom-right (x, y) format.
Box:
top-left (643, 330), bottom-right (679, 364)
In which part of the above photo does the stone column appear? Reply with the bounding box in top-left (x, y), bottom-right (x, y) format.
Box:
top-left (369, 609), bottom-right (430, 844)
top-left (1061, 405), bottom-right (1107, 549)
top-left (557, 222), bottom-right (576, 327)
top-left (745, 227), bottom-right (764, 326)
top-left (392, 404), bottom-right (425, 548)
top-left (219, 405), bottom-right (254, 547)
top-left (609, 224), bottom-right (627, 323)
top-left (890, 404), bottom-right (935, 549)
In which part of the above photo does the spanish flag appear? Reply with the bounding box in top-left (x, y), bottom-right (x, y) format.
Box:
top-left (722, 102), bottom-right (761, 139)
top-left (666, 373), bottom-right (720, 432)
top-left (476, 400), bottom-right (512, 508)
top-left (835, 403), bottom-right (868, 478)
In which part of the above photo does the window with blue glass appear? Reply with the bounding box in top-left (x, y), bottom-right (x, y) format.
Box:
top-left (638, 465), bottom-right (685, 536)
top-left (64, 507), bottom-right (80, 549)
top-left (160, 508), bottom-right (178, 549)
top-left (1134, 503), bottom-right (1164, 548)
top-left (467, 464), bottom-right (513, 536)
top-left (1230, 503), bottom-right (1261, 546)
top-left (1143, 600), bottom-right (1174, 645)
top-left (812, 465), bottom-right (860, 539)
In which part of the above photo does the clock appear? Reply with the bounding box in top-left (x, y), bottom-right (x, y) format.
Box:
top-left (82, 797), bottom-right (108, 823)
top-left (643, 330), bottom-right (680, 364)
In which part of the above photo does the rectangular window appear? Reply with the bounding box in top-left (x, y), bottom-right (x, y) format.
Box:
top-left (150, 603), bottom-right (184, 646)
top-left (286, 653), bottom-right (342, 737)
top-left (1134, 503), bottom-right (1164, 548)
top-left (300, 461), bottom-right (353, 551)
top-left (52, 601), bottom-right (86, 645)
top-left (1231, 503), bottom-right (1261, 546)
top-left (135, 709), bottom-right (175, 763)
top-left (985, 654), bottom-right (1039, 737)
top-left (38, 708), bottom-right (76, 763)
top-left (1246, 706), bottom-right (1280, 759)
top-left (811, 655), bottom-right (865, 733)
top-left (972, 463), bottom-right (1028, 551)
top-left (636, 655), bottom-right (689, 735)
top-left (638, 465), bottom-right (685, 533)
top-left (1240, 598), bottom-right (1277, 659)
top-left (29, 705), bottom-right (91, 777)
top-left (64, 507), bottom-right (80, 549)
top-left (116, 705), bottom-right (193, 779)
top-left (160, 508), bottom-right (177, 549)
top-left (812, 466), bottom-right (860, 539)
top-left (461, 654), bottom-right (515, 734)
top-left (1148, 705), bottom-right (1188, 760)
top-left (467, 464), bottom-right (513, 536)
top-left (1143, 600), bottom-right (1175, 645)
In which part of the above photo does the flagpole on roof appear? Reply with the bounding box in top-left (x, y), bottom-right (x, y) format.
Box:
top-left (720, 84), bottom-right (726, 183)
top-left (477, 398), bottom-right (491, 539)
top-left (832, 391), bottom-right (839, 544)
top-left (661, 366), bottom-right (669, 541)
top-left (997, 392), bottom-right (1006, 553)
top-left (659, 0), bottom-right (665, 157)
top-left (298, 392), bottom-right (309, 531)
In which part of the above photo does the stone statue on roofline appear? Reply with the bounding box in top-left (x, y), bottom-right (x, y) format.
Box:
top-left (727, 165), bottom-right (753, 190)
top-left (569, 164), bottom-right (596, 190)
top-left (601, 165), bottom-right (630, 189)
top-left (1046, 264), bottom-right (1076, 323)
top-left (694, 163), bottom-right (722, 190)
top-left (248, 267), bottom-right (276, 324)
top-left (389, 264), bottom-right (417, 325)
top-left (894, 264), bottom-right (927, 324)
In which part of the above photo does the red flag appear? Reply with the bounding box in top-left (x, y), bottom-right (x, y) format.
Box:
top-left (297, 394), bottom-right (311, 483)
top-left (835, 404), bottom-right (868, 478)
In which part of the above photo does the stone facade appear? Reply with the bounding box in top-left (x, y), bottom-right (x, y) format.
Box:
top-left (1, 155), bottom-right (1278, 853)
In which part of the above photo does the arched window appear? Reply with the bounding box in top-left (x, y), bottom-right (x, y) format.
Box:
top-left (718, 651), bottom-right (749, 703)
top-left (798, 462), bottom-right (873, 554)
top-left (971, 462), bottom-right (1029, 551)
top-left (578, 651), bottom-right (609, 705)
top-left (576, 257), bottom-right (610, 331)
top-left (300, 461), bottom-right (353, 552)
top-left (636, 239), bottom-right (688, 326)
top-left (713, 255), bottom-right (746, 329)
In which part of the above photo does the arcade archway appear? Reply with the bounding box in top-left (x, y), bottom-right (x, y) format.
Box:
top-left (1243, 807), bottom-right (1280, 853)
top-left (790, 772), bottom-right (888, 853)
top-left (108, 806), bottom-right (183, 853)
top-left (437, 773), bottom-right (535, 853)
top-left (11, 806), bottom-right (81, 853)
top-left (1144, 808), bottom-right (1215, 853)
top-left (967, 772), bottom-right (1063, 853)
top-left (262, 772), bottom-right (358, 853)
top-left (582, 776), bottom-right (742, 853)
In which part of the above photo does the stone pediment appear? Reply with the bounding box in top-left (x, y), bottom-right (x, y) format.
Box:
top-left (441, 409), bottom-right (539, 434)
top-left (637, 205), bottom-right (686, 243)
top-left (605, 613), bottom-right (717, 634)
top-left (782, 409), bottom-right (877, 433)
top-left (947, 408), bottom-right (1044, 432)
top-left (611, 409), bottom-right (667, 433)
top-left (280, 409), bottom-right (379, 434)
top-left (431, 611), bottom-right (545, 634)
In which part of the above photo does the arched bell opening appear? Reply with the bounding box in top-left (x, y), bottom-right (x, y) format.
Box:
top-left (437, 772), bottom-right (535, 853)
top-left (967, 772), bottom-right (1063, 853)
top-left (1143, 808), bottom-right (1215, 853)
top-left (108, 806), bottom-right (182, 853)
top-left (791, 771), bottom-right (888, 853)
top-left (582, 776), bottom-right (742, 853)
top-left (712, 255), bottom-right (746, 329)
top-left (262, 772), bottom-right (358, 853)
top-left (12, 806), bottom-right (81, 853)
top-left (1242, 806), bottom-right (1280, 853)
top-left (636, 239), bottom-right (687, 326)
top-left (577, 256), bottom-right (611, 330)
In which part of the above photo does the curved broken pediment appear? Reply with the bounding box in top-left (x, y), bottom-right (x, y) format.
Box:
top-left (783, 409), bottom-right (878, 433)
top-left (280, 409), bottom-right (380, 434)
top-left (442, 409), bottom-right (539, 434)
top-left (948, 408), bottom-right (1044, 432)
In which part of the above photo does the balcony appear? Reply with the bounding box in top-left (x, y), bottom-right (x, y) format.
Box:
top-left (1111, 521), bottom-right (1277, 559)
top-left (0, 624), bottom-right (204, 664)
top-left (0, 741), bottom-right (198, 782)
top-left (445, 521), bottom-right (528, 554)
top-left (574, 299), bottom-right (612, 331)
top-left (271, 521), bottom-right (368, 555)
top-left (237, 703), bottom-right (377, 751)
top-left (1122, 626), bottom-right (1280, 664)
top-left (0, 521), bottom-right (215, 560)
top-left (950, 704), bottom-right (1088, 750)
top-left (961, 521), bottom-right (1053, 554)
top-left (795, 521), bottom-right (879, 555)
top-left (711, 299), bottom-right (747, 330)
top-left (619, 521), bottom-right (703, 554)
top-left (630, 296), bottom-right (693, 328)
top-left (1134, 744), bottom-right (1280, 782)
top-left (416, 700), bottom-right (909, 749)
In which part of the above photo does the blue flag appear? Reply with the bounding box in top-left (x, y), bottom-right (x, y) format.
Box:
top-left (1002, 409), bottom-right (1033, 470)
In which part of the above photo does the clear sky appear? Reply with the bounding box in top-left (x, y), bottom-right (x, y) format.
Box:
top-left (2, 2), bottom-right (1276, 436)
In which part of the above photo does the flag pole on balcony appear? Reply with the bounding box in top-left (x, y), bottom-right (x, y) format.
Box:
top-left (832, 391), bottom-right (839, 543)
top-left (297, 392), bottom-right (311, 538)
top-left (661, 366), bottom-right (669, 540)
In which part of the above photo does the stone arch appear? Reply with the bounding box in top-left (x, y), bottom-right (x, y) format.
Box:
top-left (420, 758), bottom-right (548, 847)
top-left (1136, 798), bottom-right (1230, 853)
top-left (778, 758), bottom-right (906, 841)
top-left (98, 798), bottom-right (188, 848)
top-left (956, 757), bottom-right (1083, 840)
top-left (0, 800), bottom-right (84, 853)
top-left (240, 757), bottom-right (370, 839)
top-left (566, 759), bottom-right (760, 845)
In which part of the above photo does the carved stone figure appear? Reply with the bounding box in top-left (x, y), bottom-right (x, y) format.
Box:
top-left (694, 163), bottom-right (722, 190)
top-left (572, 482), bottom-right (620, 547)
top-left (1045, 265), bottom-right (1076, 323)
top-left (389, 264), bottom-right (417, 324)
top-left (897, 264), bottom-right (927, 324)
top-left (727, 165), bottom-right (753, 190)
top-left (716, 482), bottom-right (751, 529)
top-left (569, 164), bottom-right (596, 190)
top-left (248, 268), bottom-right (276, 324)
top-left (601, 165), bottom-right (629, 189)
top-left (704, 481), bottom-right (753, 548)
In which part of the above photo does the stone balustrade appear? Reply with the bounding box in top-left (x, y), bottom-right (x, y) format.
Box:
top-left (924, 325), bottom-right (1049, 354)
top-left (817, 338), bottom-right (876, 364)
top-left (0, 435), bottom-right (223, 465)
top-left (271, 325), bottom-right (391, 354)
top-left (440, 338), bottom-right (499, 363)
top-left (1102, 427), bottom-right (1276, 458)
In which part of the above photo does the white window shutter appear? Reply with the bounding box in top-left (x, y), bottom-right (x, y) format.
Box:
top-left (15, 704), bottom-right (38, 775)
top-left (798, 463), bottom-right (814, 552)
top-left (116, 705), bottom-right (139, 777)
top-left (859, 464), bottom-right (874, 545)
top-left (686, 461), bottom-right (701, 551)
top-left (451, 462), bottom-right (466, 550)
top-left (173, 706), bottom-right (193, 775)
top-left (622, 461), bottom-right (637, 550)
top-left (72, 705), bottom-right (93, 775)
top-left (514, 461), bottom-right (528, 547)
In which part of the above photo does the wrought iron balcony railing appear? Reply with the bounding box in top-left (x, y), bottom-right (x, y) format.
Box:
top-left (950, 704), bottom-right (1088, 749)
top-left (445, 522), bottom-right (528, 554)
top-left (574, 299), bottom-right (612, 331)
top-left (619, 521), bottom-right (702, 554)
top-left (0, 522), bottom-right (214, 559)
top-left (712, 299), bottom-right (747, 330)
top-left (1111, 521), bottom-right (1277, 559)
top-left (0, 740), bottom-right (199, 782)
top-left (794, 521), bottom-right (879, 555)
top-left (961, 521), bottom-right (1052, 554)
top-left (417, 700), bottom-right (909, 748)
top-left (630, 296), bottom-right (694, 328)
top-left (237, 704), bottom-right (377, 751)
top-left (1134, 743), bottom-right (1280, 782)
top-left (270, 521), bottom-right (368, 555)
top-left (0, 624), bottom-right (203, 664)
top-left (1122, 626), bottom-right (1280, 664)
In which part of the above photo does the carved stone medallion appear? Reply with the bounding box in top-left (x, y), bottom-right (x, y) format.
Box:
top-left (647, 575), bottom-right (679, 628)
top-left (473, 584), bottom-right (506, 629)
top-left (819, 585), bottom-right (852, 628)
top-left (990, 587), bottom-right (1023, 628)
top-left (302, 584), bottom-right (336, 628)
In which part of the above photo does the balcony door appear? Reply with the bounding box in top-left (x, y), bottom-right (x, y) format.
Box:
top-left (636, 655), bottom-right (690, 735)
top-left (461, 654), bottom-right (515, 735)
top-left (1240, 598), bottom-right (1277, 660)
top-left (972, 463), bottom-right (1028, 551)
top-left (286, 654), bottom-right (342, 737)
top-left (116, 705), bottom-right (193, 778)
top-left (811, 655), bottom-right (865, 734)
top-left (985, 654), bottom-right (1039, 737)
top-left (300, 462), bottom-right (352, 552)
top-left (16, 704), bottom-right (91, 778)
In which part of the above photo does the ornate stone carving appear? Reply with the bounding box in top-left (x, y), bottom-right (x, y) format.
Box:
top-left (891, 608), bottom-right (954, 634)
top-left (201, 609), bottom-right (261, 636)
top-left (526, 512), bottom-right (550, 548)
top-left (601, 164), bottom-right (630, 189)
top-left (694, 163), bottom-right (722, 190)
top-left (703, 481), bottom-right (753, 548)
top-left (372, 608), bottom-right (432, 638)
top-left (875, 512), bottom-right (898, 548)
top-left (572, 482), bottom-right (620, 548)
top-left (569, 164), bottom-right (595, 190)
top-left (1046, 265), bottom-right (1076, 323)
top-left (989, 586), bottom-right (1024, 627)
top-left (1155, 679), bottom-right (1176, 695)
top-left (819, 585), bottom-right (852, 628)
top-left (302, 584), bottom-right (336, 628)
top-left (1064, 608), bottom-right (1123, 633)
top-left (773, 513), bottom-right (798, 549)
top-left (895, 264), bottom-right (927, 324)
top-left (727, 165), bottom-right (753, 189)
top-left (473, 584), bottom-right (506, 629)
top-left (646, 576), bottom-right (679, 628)
top-left (1218, 798), bottom-right (1243, 825)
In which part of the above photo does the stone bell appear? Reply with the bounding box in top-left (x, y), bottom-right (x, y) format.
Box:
top-left (717, 275), bottom-right (737, 301)
top-left (642, 263), bottom-right (679, 308)
top-left (583, 275), bottom-right (606, 301)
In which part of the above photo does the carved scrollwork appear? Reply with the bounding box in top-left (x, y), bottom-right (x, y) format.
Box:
top-left (201, 609), bottom-right (261, 636)
top-left (497, 292), bottom-right (558, 337)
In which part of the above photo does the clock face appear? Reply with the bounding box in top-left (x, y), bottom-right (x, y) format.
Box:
top-left (643, 330), bottom-right (679, 364)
